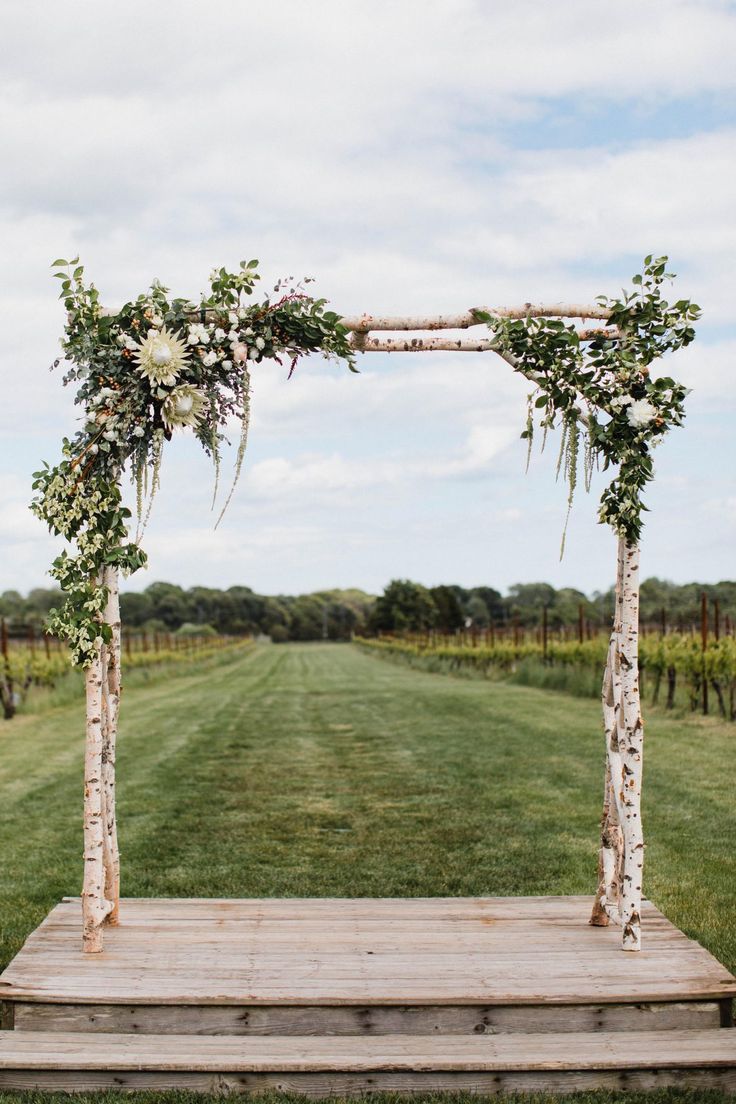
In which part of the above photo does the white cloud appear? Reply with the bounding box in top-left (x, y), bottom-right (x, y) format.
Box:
top-left (1, 1), bottom-right (735, 595)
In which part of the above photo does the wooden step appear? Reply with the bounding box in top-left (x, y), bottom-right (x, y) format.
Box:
top-left (9, 997), bottom-right (724, 1036)
top-left (1, 1028), bottom-right (734, 1094)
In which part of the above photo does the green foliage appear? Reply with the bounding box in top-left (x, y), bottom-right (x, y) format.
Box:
top-left (33, 260), bottom-right (356, 665)
top-left (477, 257), bottom-right (699, 545)
top-left (429, 584), bottom-right (465, 633)
top-left (368, 578), bottom-right (438, 633)
top-left (358, 634), bottom-right (736, 720)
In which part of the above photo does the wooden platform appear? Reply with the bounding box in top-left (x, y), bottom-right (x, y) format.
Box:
top-left (1, 896), bottom-right (735, 1094)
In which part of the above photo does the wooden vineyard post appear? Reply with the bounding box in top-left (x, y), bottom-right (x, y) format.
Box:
top-left (591, 537), bottom-right (645, 950)
top-left (701, 592), bottom-right (709, 716)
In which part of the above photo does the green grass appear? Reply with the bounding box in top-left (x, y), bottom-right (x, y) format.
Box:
top-left (0, 642), bottom-right (734, 1104)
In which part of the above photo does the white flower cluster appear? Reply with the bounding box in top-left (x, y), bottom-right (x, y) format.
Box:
top-left (187, 323), bottom-right (211, 346)
top-left (609, 394), bottom-right (658, 429)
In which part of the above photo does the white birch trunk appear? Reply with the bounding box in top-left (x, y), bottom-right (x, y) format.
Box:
top-left (617, 539), bottom-right (644, 950)
top-left (82, 618), bottom-right (113, 952)
top-left (591, 537), bottom-right (644, 950)
top-left (590, 642), bottom-right (624, 926)
top-left (101, 565), bottom-right (121, 925)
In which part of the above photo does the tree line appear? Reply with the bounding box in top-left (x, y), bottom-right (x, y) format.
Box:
top-left (1, 577), bottom-right (735, 642)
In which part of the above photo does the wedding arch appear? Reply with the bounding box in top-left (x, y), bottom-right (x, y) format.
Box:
top-left (33, 256), bottom-right (698, 955)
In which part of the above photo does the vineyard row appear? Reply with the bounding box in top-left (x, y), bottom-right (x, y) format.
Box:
top-left (357, 633), bottom-right (736, 721)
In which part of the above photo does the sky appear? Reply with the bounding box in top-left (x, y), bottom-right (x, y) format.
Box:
top-left (1, 0), bottom-right (735, 600)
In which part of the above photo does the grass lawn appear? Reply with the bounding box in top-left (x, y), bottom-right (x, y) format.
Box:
top-left (0, 642), bottom-right (734, 1104)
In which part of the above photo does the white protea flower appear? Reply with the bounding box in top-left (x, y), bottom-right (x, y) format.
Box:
top-left (162, 384), bottom-right (207, 430)
top-left (133, 327), bottom-right (190, 386)
top-left (626, 398), bottom-right (657, 428)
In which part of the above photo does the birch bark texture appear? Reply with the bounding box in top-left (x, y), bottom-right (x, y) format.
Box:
top-left (590, 538), bottom-right (645, 950)
top-left (82, 567), bottom-right (120, 952)
top-left (101, 566), bottom-right (121, 925)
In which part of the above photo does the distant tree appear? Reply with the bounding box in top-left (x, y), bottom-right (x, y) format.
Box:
top-left (119, 590), bottom-right (154, 626)
top-left (369, 579), bottom-right (437, 633)
top-left (550, 587), bottom-right (596, 630)
top-left (469, 586), bottom-right (504, 622)
top-left (287, 595), bottom-right (325, 640)
top-left (505, 582), bottom-right (557, 626)
top-left (145, 582), bottom-right (190, 629)
top-left (429, 585), bottom-right (464, 633)
top-left (466, 595), bottom-right (490, 627)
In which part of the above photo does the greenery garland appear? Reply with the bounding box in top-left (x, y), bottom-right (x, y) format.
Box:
top-left (33, 260), bottom-right (355, 665)
top-left (477, 256), bottom-right (699, 551)
top-left (33, 254), bottom-right (697, 667)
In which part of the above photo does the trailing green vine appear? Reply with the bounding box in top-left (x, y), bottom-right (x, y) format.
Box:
top-left (33, 259), bottom-right (355, 665)
top-left (476, 256), bottom-right (699, 549)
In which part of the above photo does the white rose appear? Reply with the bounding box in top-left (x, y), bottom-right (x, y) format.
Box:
top-left (609, 395), bottom-right (633, 410)
top-left (202, 350), bottom-right (218, 367)
top-left (228, 311), bottom-right (238, 325)
top-left (133, 426), bottom-right (145, 437)
top-left (255, 336), bottom-right (265, 350)
top-left (626, 399), bottom-right (657, 429)
top-left (222, 359), bottom-right (232, 369)
top-left (187, 328), bottom-right (200, 345)
top-left (214, 328), bottom-right (227, 343)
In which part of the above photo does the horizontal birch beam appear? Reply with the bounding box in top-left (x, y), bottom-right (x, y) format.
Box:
top-left (340, 304), bottom-right (611, 332)
top-left (96, 302), bottom-right (611, 330)
top-left (350, 328), bottom-right (617, 353)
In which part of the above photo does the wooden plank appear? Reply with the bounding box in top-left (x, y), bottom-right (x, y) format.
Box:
top-left (52, 894), bottom-right (667, 920)
top-left (13, 999), bottom-right (723, 1036)
top-left (0, 1028), bottom-right (735, 1071)
top-left (2, 897), bottom-right (734, 1008)
top-left (1, 1068), bottom-right (735, 1095)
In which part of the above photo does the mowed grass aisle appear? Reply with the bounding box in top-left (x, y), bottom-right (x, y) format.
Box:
top-left (1, 641), bottom-right (734, 980)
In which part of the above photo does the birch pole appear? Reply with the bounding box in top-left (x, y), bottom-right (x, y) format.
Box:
top-left (82, 576), bottom-right (113, 951)
top-left (101, 564), bottom-right (121, 925)
top-left (617, 539), bottom-right (645, 949)
top-left (590, 537), bottom-right (644, 950)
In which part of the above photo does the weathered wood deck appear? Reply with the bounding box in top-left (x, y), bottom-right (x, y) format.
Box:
top-left (1, 896), bottom-right (734, 1094)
